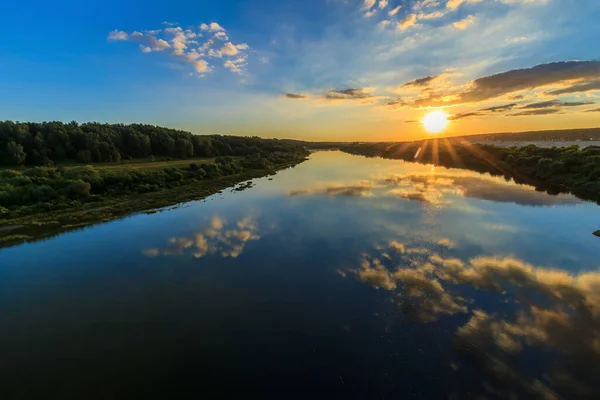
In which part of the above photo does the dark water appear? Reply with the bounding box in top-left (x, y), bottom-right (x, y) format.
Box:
top-left (1, 151), bottom-right (599, 399)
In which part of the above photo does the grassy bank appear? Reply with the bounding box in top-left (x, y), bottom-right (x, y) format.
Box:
top-left (0, 155), bottom-right (306, 248)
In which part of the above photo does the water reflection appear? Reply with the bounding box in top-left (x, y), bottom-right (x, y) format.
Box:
top-left (290, 172), bottom-right (580, 207)
top-left (143, 216), bottom-right (260, 258)
top-left (342, 240), bottom-right (600, 398)
top-left (289, 181), bottom-right (374, 198)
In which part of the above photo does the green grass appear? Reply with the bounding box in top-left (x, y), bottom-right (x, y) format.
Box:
top-left (0, 157), bottom-right (232, 172)
top-left (89, 157), bottom-right (229, 171)
top-left (0, 158), bottom-right (305, 248)
top-left (0, 234), bottom-right (32, 243)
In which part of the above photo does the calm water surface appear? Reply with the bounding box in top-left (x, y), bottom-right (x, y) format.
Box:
top-left (1, 151), bottom-right (599, 399)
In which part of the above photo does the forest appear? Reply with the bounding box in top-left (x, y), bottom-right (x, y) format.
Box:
top-left (455, 127), bottom-right (600, 142)
top-left (341, 140), bottom-right (600, 203)
top-left (0, 121), bottom-right (308, 225)
top-left (0, 120), bottom-right (305, 166)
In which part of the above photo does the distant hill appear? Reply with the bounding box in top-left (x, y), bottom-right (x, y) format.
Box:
top-left (452, 128), bottom-right (600, 142)
top-left (292, 128), bottom-right (600, 148)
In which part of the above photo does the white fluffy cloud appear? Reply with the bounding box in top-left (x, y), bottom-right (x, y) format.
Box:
top-left (107, 30), bottom-right (128, 40)
top-left (194, 60), bottom-right (210, 73)
top-left (108, 21), bottom-right (250, 77)
top-left (200, 22), bottom-right (225, 32)
top-left (220, 42), bottom-right (239, 56)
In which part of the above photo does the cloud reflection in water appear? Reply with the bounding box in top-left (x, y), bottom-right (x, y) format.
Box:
top-left (342, 240), bottom-right (600, 398)
top-left (289, 172), bottom-right (580, 207)
top-left (143, 216), bottom-right (260, 259)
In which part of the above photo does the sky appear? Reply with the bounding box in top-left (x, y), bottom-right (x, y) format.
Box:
top-left (1, 0), bottom-right (599, 141)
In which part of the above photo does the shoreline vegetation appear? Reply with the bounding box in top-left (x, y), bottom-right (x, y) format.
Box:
top-left (0, 121), bottom-right (309, 247)
top-left (340, 139), bottom-right (600, 204)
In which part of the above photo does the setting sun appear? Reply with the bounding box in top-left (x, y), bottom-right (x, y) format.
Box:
top-left (422, 111), bottom-right (449, 134)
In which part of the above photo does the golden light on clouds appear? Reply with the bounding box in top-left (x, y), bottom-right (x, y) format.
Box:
top-left (422, 111), bottom-right (449, 134)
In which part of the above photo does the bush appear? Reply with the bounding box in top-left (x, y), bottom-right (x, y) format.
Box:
top-left (32, 185), bottom-right (58, 202)
top-left (66, 180), bottom-right (91, 198)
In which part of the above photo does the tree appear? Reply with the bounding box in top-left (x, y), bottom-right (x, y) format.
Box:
top-left (174, 138), bottom-right (194, 158)
top-left (5, 141), bottom-right (26, 165)
top-left (76, 150), bottom-right (92, 164)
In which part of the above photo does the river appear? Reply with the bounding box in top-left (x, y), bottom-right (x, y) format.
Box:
top-left (1, 150), bottom-right (599, 398)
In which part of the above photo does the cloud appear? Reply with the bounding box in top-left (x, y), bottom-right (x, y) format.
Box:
top-left (285, 93), bottom-right (308, 99)
top-left (388, 5), bottom-right (402, 16)
top-left (415, 61), bottom-right (600, 107)
top-left (194, 60), bottom-right (210, 73)
top-left (398, 14), bottom-right (418, 30)
top-left (418, 11), bottom-right (447, 20)
top-left (201, 22), bottom-right (225, 32)
top-left (446, 0), bottom-right (482, 10)
top-left (585, 108), bottom-right (600, 113)
top-left (448, 112), bottom-right (480, 120)
top-left (220, 42), bottom-right (239, 56)
top-left (546, 80), bottom-right (600, 95)
top-left (362, 0), bottom-right (376, 10)
top-left (480, 103), bottom-right (518, 112)
top-left (520, 100), bottom-right (595, 109)
top-left (324, 88), bottom-right (374, 101)
top-left (107, 30), bottom-right (128, 40)
top-left (507, 109), bottom-right (561, 116)
top-left (108, 22), bottom-right (250, 76)
top-left (453, 15), bottom-right (476, 30)
top-left (378, 0), bottom-right (388, 9)
top-left (224, 57), bottom-right (247, 74)
top-left (403, 75), bottom-right (439, 87)
top-left (213, 31), bottom-right (229, 41)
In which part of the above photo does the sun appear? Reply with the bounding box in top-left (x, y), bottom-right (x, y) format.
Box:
top-left (422, 111), bottom-right (449, 134)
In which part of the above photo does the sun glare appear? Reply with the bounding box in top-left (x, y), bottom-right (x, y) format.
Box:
top-left (422, 111), bottom-right (449, 134)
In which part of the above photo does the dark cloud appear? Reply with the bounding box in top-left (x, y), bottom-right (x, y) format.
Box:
top-left (546, 79), bottom-right (600, 95)
top-left (384, 98), bottom-right (406, 107)
top-left (507, 109), bottom-right (561, 117)
top-left (415, 61), bottom-right (600, 107)
top-left (325, 88), bottom-right (373, 100)
top-left (585, 108), bottom-right (600, 113)
top-left (405, 120), bottom-right (419, 123)
top-left (520, 100), bottom-right (560, 109)
top-left (285, 92), bottom-right (307, 99)
top-left (403, 75), bottom-right (439, 87)
top-left (448, 112), bottom-right (480, 120)
top-left (480, 103), bottom-right (517, 112)
top-left (521, 100), bottom-right (595, 109)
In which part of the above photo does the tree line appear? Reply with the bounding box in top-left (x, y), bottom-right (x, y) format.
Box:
top-left (0, 120), bottom-right (305, 166)
top-left (341, 140), bottom-right (600, 203)
top-left (457, 128), bottom-right (600, 143)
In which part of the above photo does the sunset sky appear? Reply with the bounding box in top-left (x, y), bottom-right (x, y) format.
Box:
top-left (1, 0), bottom-right (599, 141)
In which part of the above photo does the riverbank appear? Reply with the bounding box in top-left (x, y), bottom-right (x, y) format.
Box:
top-left (0, 157), bottom-right (306, 248)
top-left (341, 140), bottom-right (600, 204)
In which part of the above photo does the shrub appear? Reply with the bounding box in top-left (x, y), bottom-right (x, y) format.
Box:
top-left (66, 180), bottom-right (91, 198)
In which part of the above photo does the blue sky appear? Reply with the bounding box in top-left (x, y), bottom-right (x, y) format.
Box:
top-left (1, 0), bottom-right (599, 140)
